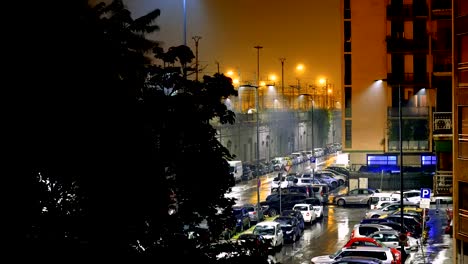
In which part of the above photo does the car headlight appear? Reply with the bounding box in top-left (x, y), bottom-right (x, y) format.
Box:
top-left (237, 219), bottom-right (242, 223)
top-left (286, 230), bottom-right (294, 234)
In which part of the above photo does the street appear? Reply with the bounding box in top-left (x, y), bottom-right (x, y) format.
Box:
top-left (226, 162), bottom-right (454, 264)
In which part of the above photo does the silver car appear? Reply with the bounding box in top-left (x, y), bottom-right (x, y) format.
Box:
top-left (334, 188), bottom-right (379, 206)
top-left (243, 203), bottom-right (265, 223)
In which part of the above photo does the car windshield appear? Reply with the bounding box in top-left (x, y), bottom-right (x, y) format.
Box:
top-left (275, 217), bottom-right (293, 225)
top-left (233, 208), bottom-right (243, 216)
top-left (330, 248), bottom-right (343, 259)
top-left (294, 205), bottom-right (309, 211)
top-left (254, 226), bottom-right (275, 236)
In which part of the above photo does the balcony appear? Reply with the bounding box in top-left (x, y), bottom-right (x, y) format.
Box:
top-left (386, 4), bottom-right (428, 19)
top-left (388, 106), bottom-right (430, 118)
top-left (387, 73), bottom-right (430, 86)
top-left (433, 170), bottom-right (453, 196)
top-left (388, 140), bottom-right (429, 151)
top-left (386, 37), bottom-right (429, 53)
top-left (432, 0), bottom-right (451, 18)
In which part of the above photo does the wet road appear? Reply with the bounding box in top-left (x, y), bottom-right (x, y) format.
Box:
top-left (225, 158), bottom-right (454, 264)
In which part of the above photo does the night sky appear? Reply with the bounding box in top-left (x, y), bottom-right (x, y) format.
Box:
top-left (126, 0), bottom-right (341, 89)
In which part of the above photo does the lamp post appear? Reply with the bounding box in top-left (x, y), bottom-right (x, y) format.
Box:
top-left (375, 78), bottom-right (406, 262)
top-left (254, 45), bottom-right (263, 217)
top-left (279, 58), bottom-right (286, 108)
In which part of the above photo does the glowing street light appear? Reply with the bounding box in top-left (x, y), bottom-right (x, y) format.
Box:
top-left (374, 78), bottom-right (406, 262)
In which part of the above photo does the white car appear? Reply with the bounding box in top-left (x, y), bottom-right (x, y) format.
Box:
top-left (350, 223), bottom-right (394, 239)
top-left (292, 203), bottom-right (317, 224)
top-left (271, 175), bottom-right (289, 189)
top-left (252, 221), bottom-right (284, 250)
top-left (368, 230), bottom-right (419, 253)
top-left (311, 246), bottom-right (394, 264)
top-left (305, 197), bottom-right (324, 218)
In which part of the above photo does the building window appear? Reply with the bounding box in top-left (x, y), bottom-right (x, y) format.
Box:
top-left (459, 105), bottom-right (468, 159)
top-left (344, 21), bottom-right (351, 52)
top-left (345, 54), bottom-right (352, 85)
top-left (345, 120), bottom-right (352, 148)
top-left (367, 155), bottom-right (398, 165)
top-left (421, 155), bottom-right (436, 165)
top-left (457, 0), bottom-right (468, 16)
top-left (459, 35), bottom-right (468, 64)
top-left (345, 87), bottom-right (352, 117)
top-left (344, 0), bottom-right (351, 19)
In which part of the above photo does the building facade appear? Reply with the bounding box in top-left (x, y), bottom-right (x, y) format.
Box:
top-left (341, 0), bottom-right (448, 173)
top-left (452, 0), bottom-right (468, 261)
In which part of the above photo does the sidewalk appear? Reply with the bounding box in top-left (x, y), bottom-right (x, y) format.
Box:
top-left (405, 204), bottom-right (453, 264)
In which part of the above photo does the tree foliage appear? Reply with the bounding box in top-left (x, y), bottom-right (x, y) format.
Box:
top-left (18, 1), bottom-right (260, 263)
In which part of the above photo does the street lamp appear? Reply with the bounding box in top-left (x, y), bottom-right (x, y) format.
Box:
top-left (375, 78), bottom-right (406, 261)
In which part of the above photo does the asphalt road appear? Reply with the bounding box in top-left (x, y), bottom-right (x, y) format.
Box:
top-left (225, 158), bottom-right (454, 264)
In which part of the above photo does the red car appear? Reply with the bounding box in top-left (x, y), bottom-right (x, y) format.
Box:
top-left (343, 236), bottom-right (401, 264)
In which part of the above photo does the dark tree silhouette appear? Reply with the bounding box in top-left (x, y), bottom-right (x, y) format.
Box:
top-left (16, 1), bottom-right (263, 263)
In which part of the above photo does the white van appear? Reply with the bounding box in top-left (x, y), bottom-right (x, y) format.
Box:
top-left (228, 161), bottom-right (243, 182)
top-left (369, 192), bottom-right (401, 210)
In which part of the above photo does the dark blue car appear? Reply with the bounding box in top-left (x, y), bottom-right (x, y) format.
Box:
top-left (274, 216), bottom-right (301, 242)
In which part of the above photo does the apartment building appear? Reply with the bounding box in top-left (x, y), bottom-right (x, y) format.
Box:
top-left (341, 0), bottom-right (448, 175)
top-left (452, 0), bottom-right (468, 261)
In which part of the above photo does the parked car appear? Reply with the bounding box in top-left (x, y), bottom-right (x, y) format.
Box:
top-left (304, 197), bottom-right (324, 219)
top-left (318, 169), bottom-right (347, 186)
top-left (311, 184), bottom-right (330, 204)
top-left (232, 205), bottom-right (251, 232)
top-left (343, 236), bottom-right (402, 264)
top-left (293, 203), bottom-right (317, 224)
top-left (252, 221), bottom-right (284, 251)
top-left (381, 214), bottom-right (423, 236)
top-left (360, 218), bottom-right (415, 238)
top-left (261, 193), bottom-right (309, 216)
top-left (368, 229), bottom-right (419, 253)
top-left (314, 171), bottom-right (339, 189)
top-left (274, 216), bottom-right (302, 242)
top-left (334, 188), bottom-right (380, 207)
top-left (311, 246), bottom-right (395, 264)
top-left (236, 233), bottom-right (270, 257)
top-left (243, 203), bottom-right (265, 223)
top-left (326, 166), bottom-right (350, 177)
top-left (241, 164), bottom-right (253, 181)
top-left (365, 202), bottom-right (419, 219)
top-left (330, 256), bottom-right (384, 264)
top-left (271, 186), bottom-right (314, 198)
top-left (281, 209), bottom-right (305, 231)
top-left (350, 223), bottom-right (394, 239)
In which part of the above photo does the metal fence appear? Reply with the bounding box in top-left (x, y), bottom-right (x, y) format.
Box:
top-left (349, 172), bottom-right (433, 191)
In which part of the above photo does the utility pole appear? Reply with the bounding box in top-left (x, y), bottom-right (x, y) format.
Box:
top-left (215, 61), bottom-right (220, 74)
top-left (254, 45), bottom-right (263, 215)
top-left (279, 58), bottom-right (286, 108)
top-left (192, 36), bottom-right (202, 82)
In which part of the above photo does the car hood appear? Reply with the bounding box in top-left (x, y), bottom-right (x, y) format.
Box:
top-left (311, 255), bottom-right (333, 263)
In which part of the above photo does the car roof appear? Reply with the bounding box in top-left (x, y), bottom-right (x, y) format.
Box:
top-left (343, 246), bottom-right (390, 251)
top-left (332, 256), bottom-right (383, 264)
top-left (256, 221), bottom-right (279, 226)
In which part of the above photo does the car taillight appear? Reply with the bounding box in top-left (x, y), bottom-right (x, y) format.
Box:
top-left (350, 230), bottom-right (355, 238)
top-left (321, 191), bottom-right (324, 196)
top-left (252, 211), bottom-right (256, 215)
top-left (306, 212), bottom-right (310, 216)
top-left (406, 232), bottom-right (412, 237)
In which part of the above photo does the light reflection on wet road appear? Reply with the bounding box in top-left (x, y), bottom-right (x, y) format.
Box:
top-left (272, 206), bottom-right (368, 264)
top-left (224, 157), bottom-right (453, 263)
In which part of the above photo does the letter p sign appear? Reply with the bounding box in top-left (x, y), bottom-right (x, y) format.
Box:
top-left (421, 188), bottom-right (431, 199)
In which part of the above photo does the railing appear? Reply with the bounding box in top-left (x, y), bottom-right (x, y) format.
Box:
top-left (459, 134), bottom-right (468, 159)
top-left (386, 37), bottom-right (429, 52)
top-left (388, 140), bottom-right (430, 151)
top-left (386, 4), bottom-right (429, 18)
top-left (387, 106), bottom-right (430, 118)
top-left (387, 73), bottom-right (430, 86)
top-left (432, 0), bottom-right (451, 17)
top-left (433, 170), bottom-right (453, 196)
